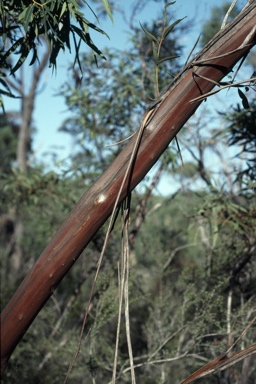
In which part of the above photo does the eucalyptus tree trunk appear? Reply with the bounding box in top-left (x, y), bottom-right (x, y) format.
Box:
top-left (1, 1), bottom-right (256, 376)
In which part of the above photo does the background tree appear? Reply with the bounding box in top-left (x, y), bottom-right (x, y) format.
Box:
top-left (58, 12), bottom-right (185, 178)
top-left (0, 0), bottom-right (112, 283)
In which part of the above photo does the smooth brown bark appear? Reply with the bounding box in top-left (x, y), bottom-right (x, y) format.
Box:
top-left (1, 1), bottom-right (256, 375)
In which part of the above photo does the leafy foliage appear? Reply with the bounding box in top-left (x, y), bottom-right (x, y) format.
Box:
top-left (0, 0), bottom-right (112, 108)
top-left (0, 0), bottom-right (112, 72)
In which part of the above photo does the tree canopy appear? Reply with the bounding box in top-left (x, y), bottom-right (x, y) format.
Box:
top-left (0, 0), bottom-right (113, 107)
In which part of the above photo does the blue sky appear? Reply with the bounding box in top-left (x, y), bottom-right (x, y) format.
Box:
top-left (4, 0), bottom-right (250, 177)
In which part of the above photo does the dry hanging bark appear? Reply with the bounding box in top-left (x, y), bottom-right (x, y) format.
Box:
top-left (1, 0), bottom-right (256, 376)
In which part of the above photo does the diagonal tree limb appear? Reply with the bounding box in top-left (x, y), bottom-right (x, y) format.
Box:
top-left (1, 1), bottom-right (256, 376)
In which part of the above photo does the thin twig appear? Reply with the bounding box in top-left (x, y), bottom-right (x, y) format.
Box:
top-left (106, 132), bottom-right (137, 147)
top-left (221, 0), bottom-right (238, 29)
top-left (192, 45), bottom-right (252, 66)
top-left (108, 352), bottom-right (188, 383)
top-left (184, 34), bottom-right (201, 66)
top-left (112, 217), bottom-right (126, 384)
top-left (190, 77), bottom-right (256, 103)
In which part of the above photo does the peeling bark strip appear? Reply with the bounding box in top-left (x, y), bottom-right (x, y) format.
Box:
top-left (1, 2), bottom-right (256, 376)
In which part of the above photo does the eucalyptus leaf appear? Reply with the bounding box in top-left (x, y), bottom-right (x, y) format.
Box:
top-left (102, 0), bottom-right (114, 24)
top-left (157, 55), bottom-right (179, 65)
top-left (1, 0), bottom-right (110, 76)
top-left (164, 1), bottom-right (176, 11)
top-left (140, 22), bottom-right (158, 43)
top-left (10, 42), bottom-right (30, 75)
top-left (71, 24), bottom-right (106, 60)
top-left (29, 45), bottom-right (38, 66)
top-left (163, 17), bottom-right (186, 39)
top-left (0, 38), bottom-right (24, 70)
top-left (163, 2), bottom-right (176, 23)
top-left (59, 2), bottom-right (67, 20)
top-left (77, 15), bottom-right (110, 38)
top-left (238, 88), bottom-right (250, 110)
top-left (23, 4), bottom-right (35, 32)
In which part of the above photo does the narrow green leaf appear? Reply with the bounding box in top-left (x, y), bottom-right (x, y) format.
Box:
top-left (44, 7), bottom-right (58, 27)
top-left (77, 14), bottom-right (110, 38)
top-left (71, 24), bottom-right (106, 59)
top-left (24, 4), bottom-right (35, 32)
top-left (48, 0), bottom-right (56, 12)
top-left (102, 0), bottom-right (114, 24)
top-left (10, 43), bottom-right (30, 74)
top-left (29, 45), bottom-right (38, 66)
top-left (164, 1), bottom-right (176, 11)
top-left (68, 2), bottom-right (77, 21)
top-left (60, 2), bottom-right (67, 19)
top-left (18, 7), bottom-right (28, 21)
top-left (163, 17), bottom-right (186, 39)
top-left (157, 55), bottom-right (179, 64)
top-left (81, 21), bottom-right (89, 33)
top-left (49, 43), bottom-right (61, 69)
top-left (238, 88), bottom-right (250, 110)
top-left (163, 2), bottom-right (176, 23)
top-left (0, 37), bottom-right (23, 70)
top-left (84, 1), bottom-right (99, 24)
top-left (140, 22), bottom-right (158, 43)
top-left (35, 23), bottom-right (39, 37)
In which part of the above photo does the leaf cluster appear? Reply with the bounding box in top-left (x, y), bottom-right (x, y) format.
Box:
top-left (140, 2), bottom-right (185, 66)
top-left (0, 0), bottom-right (113, 107)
